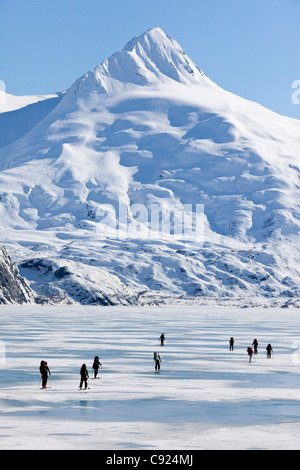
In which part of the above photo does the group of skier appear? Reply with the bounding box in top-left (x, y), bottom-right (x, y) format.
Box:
top-left (79, 356), bottom-right (102, 390)
top-left (39, 355), bottom-right (102, 390)
top-left (153, 333), bottom-right (164, 372)
top-left (39, 333), bottom-right (166, 389)
top-left (39, 332), bottom-right (274, 389)
top-left (229, 337), bottom-right (273, 363)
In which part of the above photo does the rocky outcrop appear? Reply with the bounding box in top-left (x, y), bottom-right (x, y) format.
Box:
top-left (0, 245), bottom-right (35, 304)
top-left (19, 257), bottom-right (138, 305)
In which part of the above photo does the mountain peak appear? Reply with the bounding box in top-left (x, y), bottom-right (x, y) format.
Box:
top-left (71, 28), bottom-right (207, 94)
top-left (122, 27), bottom-right (175, 52)
top-left (108, 27), bottom-right (206, 85)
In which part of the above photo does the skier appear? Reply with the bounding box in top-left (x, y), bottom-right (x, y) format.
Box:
top-left (153, 352), bottom-right (161, 372)
top-left (247, 347), bottom-right (253, 363)
top-left (39, 360), bottom-right (51, 389)
top-left (252, 339), bottom-right (258, 354)
top-left (159, 333), bottom-right (165, 346)
top-left (79, 364), bottom-right (89, 390)
top-left (92, 356), bottom-right (102, 379)
top-left (266, 344), bottom-right (273, 358)
top-left (229, 337), bottom-right (234, 351)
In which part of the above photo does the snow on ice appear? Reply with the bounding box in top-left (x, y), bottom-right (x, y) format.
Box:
top-left (1, 304), bottom-right (300, 450)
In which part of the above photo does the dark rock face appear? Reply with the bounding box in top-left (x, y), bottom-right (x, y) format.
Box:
top-left (18, 257), bottom-right (137, 306)
top-left (0, 245), bottom-right (34, 304)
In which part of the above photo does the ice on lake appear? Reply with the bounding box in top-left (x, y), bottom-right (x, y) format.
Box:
top-left (1, 304), bottom-right (300, 450)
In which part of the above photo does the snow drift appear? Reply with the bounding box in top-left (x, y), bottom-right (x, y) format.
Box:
top-left (1, 27), bottom-right (300, 304)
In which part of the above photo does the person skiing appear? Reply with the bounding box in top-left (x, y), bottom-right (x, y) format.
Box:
top-left (252, 339), bottom-right (258, 354)
top-left (159, 333), bottom-right (165, 346)
top-left (92, 356), bottom-right (102, 379)
top-left (79, 364), bottom-right (89, 390)
top-left (153, 352), bottom-right (161, 372)
top-left (229, 337), bottom-right (234, 351)
top-left (39, 360), bottom-right (51, 389)
top-left (247, 347), bottom-right (253, 363)
top-left (266, 344), bottom-right (273, 358)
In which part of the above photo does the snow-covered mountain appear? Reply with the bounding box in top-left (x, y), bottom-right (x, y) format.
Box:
top-left (1, 27), bottom-right (300, 305)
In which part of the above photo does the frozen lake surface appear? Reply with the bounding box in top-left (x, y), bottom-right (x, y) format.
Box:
top-left (1, 304), bottom-right (300, 449)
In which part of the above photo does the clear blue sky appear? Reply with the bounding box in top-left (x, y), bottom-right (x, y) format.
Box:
top-left (1, 0), bottom-right (299, 119)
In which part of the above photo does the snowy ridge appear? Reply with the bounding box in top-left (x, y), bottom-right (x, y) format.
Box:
top-left (0, 28), bottom-right (300, 305)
